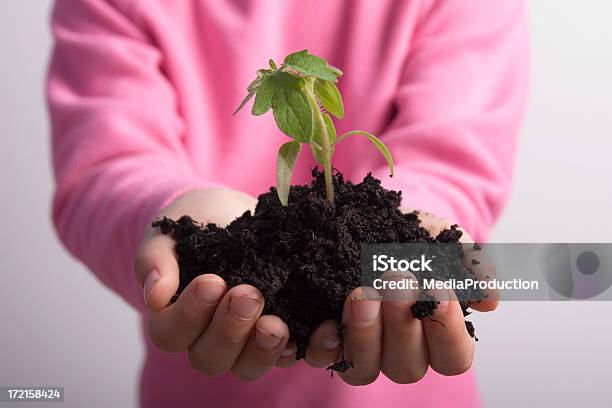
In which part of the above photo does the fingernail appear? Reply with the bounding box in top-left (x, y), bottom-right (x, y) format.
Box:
top-left (352, 300), bottom-right (381, 323)
top-left (229, 294), bottom-right (262, 320)
top-left (321, 334), bottom-right (340, 350)
top-left (196, 277), bottom-right (226, 304)
top-left (281, 346), bottom-right (295, 357)
top-left (379, 272), bottom-right (419, 302)
top-left (429, 288), bottom-right (450, 310)
top-left (255, 328), bottom-right (283, 350)
top-left (352, 288), bottom-right (381, 323)
top-left (143, 268), bottom-right (160, 307)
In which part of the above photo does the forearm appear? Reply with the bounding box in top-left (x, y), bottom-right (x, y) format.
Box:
top-left (47, 0), bottom-right (214, 310)
top-left (350, 0), bottom-right (528, 240)
top-left (52, 158), bottom-right (211, 310)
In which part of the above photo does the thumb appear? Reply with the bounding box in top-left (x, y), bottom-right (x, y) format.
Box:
top-left (134, 233), bottom-right (180, 311)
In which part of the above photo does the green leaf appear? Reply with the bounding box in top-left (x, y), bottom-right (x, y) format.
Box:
top-left (310, 113), bottom-right (336, 165)
top-left (283, 49), bottom-right (343, 82)
top-left (256, 69), bottom-right (273, 79)
top-left (334, 131), bottom-right (395, 176)
top-left (272, 89), bottom-right (314, 142)
top-left (271, 72), bottom-right (314, 142)
top-left (322, 112), bottom-right (336, 144)
top-left (248, 76), bottom-right (263, 91)
top-left (234, 90), bottom-right (256, 115)
top-left (274, 69), bottom-right (305, 88)
top-left (252, 75), bottom-right (275, 116)
top-left (314, 79), bottom-right (344, 119)
top-left (310, 144), bottom-right (324, 165)
top-left (234, 76), bottom-right (263, 115)
top-left (276, 141), bottom-right (302, 206)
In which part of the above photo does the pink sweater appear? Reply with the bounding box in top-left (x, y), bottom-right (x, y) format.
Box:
top-left (47, 0), bottom-right (528, 406)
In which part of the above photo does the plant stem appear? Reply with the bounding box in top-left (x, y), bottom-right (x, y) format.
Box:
top-left (305, 82), bottom-right (334, 203)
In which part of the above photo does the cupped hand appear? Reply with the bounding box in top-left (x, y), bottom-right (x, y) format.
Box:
top-left (133, 188), bottom-right (297, 381)
top-left (135, 194), bottom-right (496, 384)
top-left (303, 208), bottom-right (498, 385)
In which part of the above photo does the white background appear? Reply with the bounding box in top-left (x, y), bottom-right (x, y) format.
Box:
top-left (1, 1), bottom-right (611, 407)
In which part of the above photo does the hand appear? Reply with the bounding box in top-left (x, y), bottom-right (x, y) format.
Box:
top-left (303, 208), bottom-right (498, 385)
top-left (134, 188), bottom-right (296, 380)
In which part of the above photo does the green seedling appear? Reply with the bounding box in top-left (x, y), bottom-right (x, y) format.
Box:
top-left (235, 49), bottom-right (394, 205)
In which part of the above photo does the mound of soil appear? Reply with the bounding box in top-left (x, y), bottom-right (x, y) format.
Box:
top-left (153, 170), bottom-right (482, 371)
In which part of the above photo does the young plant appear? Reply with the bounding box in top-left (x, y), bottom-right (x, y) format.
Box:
top-left (234, 49), bottom-right (394, 206)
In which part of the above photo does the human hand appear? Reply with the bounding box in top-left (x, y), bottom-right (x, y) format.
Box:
top-left (134, 188), bottom-right (296, 380)
top-left (303, 208), bottom-right (498, 385)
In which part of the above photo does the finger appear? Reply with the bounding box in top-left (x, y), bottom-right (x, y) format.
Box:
top-left (404, 207), bottom-right (499, 312)
top-left (275, 342), bottom-right (299, 368)
top-left (462, 244), bottom-right (499, 311)
top-left (304, 320), bottom-right (341, 368)
top-left (188, 285), bottom-right (264, 376)
top-left (231, 315), bottom-right (289, 380)
top-left (134, 233), bottom-right (180, 311)
top-left (379, 273), bottom-right (429, 384)
top-left (148, 274), bottom-right (227, 352)
top-left (338, 287), bottom-right (383, 386)
top-left (423, 289), bottom-right (475, 376)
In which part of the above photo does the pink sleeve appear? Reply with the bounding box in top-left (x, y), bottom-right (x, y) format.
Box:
top-left (47, 0), bottom-right (213, 311)
top-left (369, 0), bottom-right (529, 241)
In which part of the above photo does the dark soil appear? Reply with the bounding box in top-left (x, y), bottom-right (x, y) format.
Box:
top-left (153, 170), bottom-right (483, 372)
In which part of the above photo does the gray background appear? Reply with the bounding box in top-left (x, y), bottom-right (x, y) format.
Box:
top-left (1, 1), bottom-right (611, 407)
